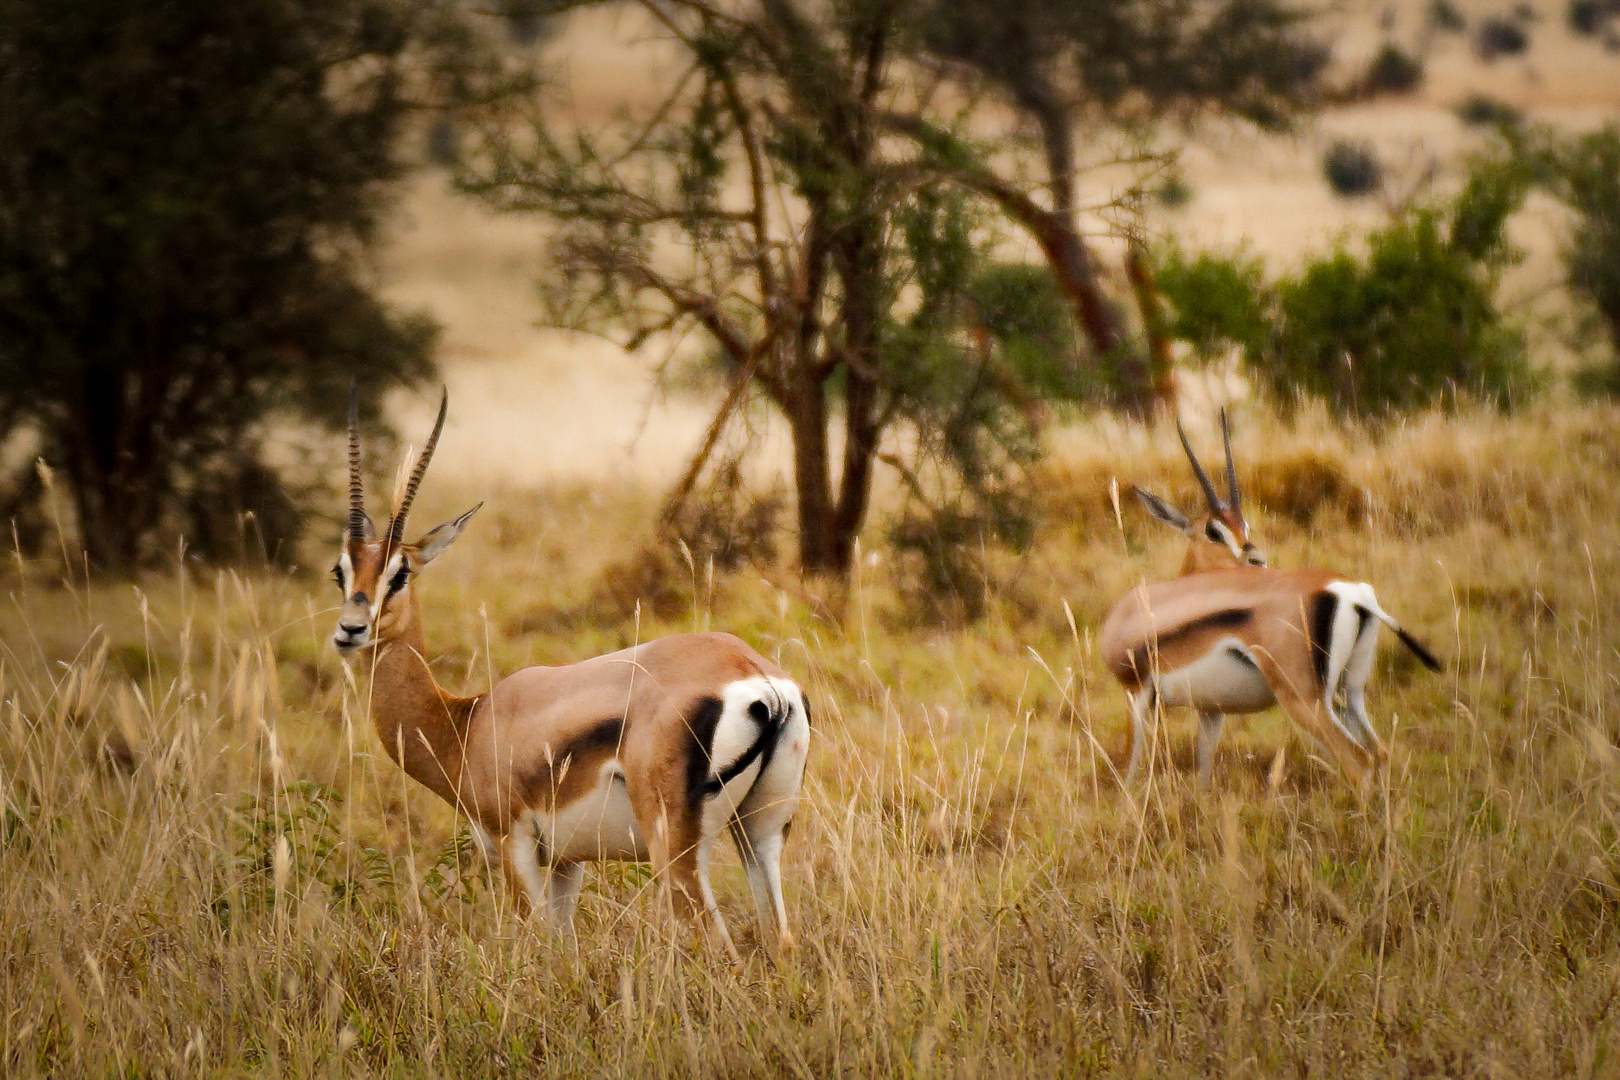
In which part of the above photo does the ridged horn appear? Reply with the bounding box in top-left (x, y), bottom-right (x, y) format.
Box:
top-left (388, 389), bottom-right (448, 546)
top-left (1176, 414), bottom-right (1224, 513)
top-left (347, 385), bottom-right (366, 538)
top-left (1220, 407), bottom-right (1241, 512)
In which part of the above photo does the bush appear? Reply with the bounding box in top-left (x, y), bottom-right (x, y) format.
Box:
top-left (1570, 0), bottom-right (1606, 32)
top-left (1323, 141), bottom-right (1384, 197)
top-left (1264, 164), bottom-right (1532, 418)
top-left (1365, 44), bottom-right (1425, 93)
top-left (1430, 0), bottom-right (1469, 31)
top-left (1476, 15), bottom-right (1531, 58)
top-left (1531, 125), bottom-right (1620, 380)
top-left (1152, 246), bottom-right (1271, 364)
top-left (1456, 94), bottom-right (1525, 129)
top-left (1155, 162), bottom-right (1533, 421)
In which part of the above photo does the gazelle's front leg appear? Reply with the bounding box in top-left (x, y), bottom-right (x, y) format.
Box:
top-left (645, 804), bottom-right (742, 962)
top-left (502, 822), bottom-right (585, 933)
top-left (1124, 684), bottom-right (1158, 784)
top-left (503, 821), bottom-right (546, 920)
top-left (1196, 710), bottom-right (1226, 787)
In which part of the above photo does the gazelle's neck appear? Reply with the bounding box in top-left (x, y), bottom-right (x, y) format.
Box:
top-left (360, 591), bottom-right (478, 807)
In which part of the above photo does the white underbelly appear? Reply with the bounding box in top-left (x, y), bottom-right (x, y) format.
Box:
top-left (531, 766), bottom-right (648, 863)
top-left (1155, 639), bottom-right (1276, 714)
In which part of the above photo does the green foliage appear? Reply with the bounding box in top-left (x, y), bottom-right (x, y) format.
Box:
top-left (914, 0), bottom-right (1329, 131)
top-left (1268, 167), bottom-right (1531, 417)
top-left (1529, 125), bottom-right (1620, 377)
top-left (1153, 246), bottom-right (1270, 365)
top-left (1155, 162), bottom-right (1532, 420)
top-left (0, 0), bottom-right (507, 571)
top-left (968, 263), bottom-right (1093, 401)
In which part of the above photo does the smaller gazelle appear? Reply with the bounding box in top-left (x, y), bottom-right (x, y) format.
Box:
top-left (1100, 411), bottom-right (1441, 788)
top-left (330, 390), bottom-right (810, 957)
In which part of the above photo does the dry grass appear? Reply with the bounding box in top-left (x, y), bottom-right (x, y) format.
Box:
top-left (3, 404), bottom-right (1620, 1078)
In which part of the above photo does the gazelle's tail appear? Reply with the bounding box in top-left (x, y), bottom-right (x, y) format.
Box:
top-left (1363, 604), bottom-right (1443, 672)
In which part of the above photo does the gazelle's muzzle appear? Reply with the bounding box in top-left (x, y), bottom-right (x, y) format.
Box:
top-left (332, 595), bottom-right (374, 655)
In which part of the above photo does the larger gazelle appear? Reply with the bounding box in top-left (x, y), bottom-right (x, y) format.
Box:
top-left (330, 391), bottom-right (810, 956)
top-left (1100, 412), bottom-right (1441, 788)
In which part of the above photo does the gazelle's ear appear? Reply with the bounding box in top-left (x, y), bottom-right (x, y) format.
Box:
top-left (413, 503), bottom-right (481, 566)
top-left (1132, 487), bottom-right (1193, 536)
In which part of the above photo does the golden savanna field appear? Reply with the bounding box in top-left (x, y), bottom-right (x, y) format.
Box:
top-left (5, 3), bottom-right (1620, 1078)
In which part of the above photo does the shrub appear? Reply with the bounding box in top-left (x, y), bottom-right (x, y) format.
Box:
top-left (1531, 125), bottom-right (1620, 384)
top-left (1476, 15), bottom-right (1531, 58)
top-left (1156, 161), bottom-right (1533, 421)
top-left (1152, 246), bottom-right (1271, 364)
top-left (1365, 44), bottom-right (1425, 93)
top-left (1264, 163), bottom-right (1532, 418)
top-left (1323, 141), bottom-right (1384, 197)
top-left (1456, 94), bottom-right (1525, 129)
top-left (1570, 0), bottom-right (1606, 32)
top-left (1430, 0), bottom-right (1469, 31)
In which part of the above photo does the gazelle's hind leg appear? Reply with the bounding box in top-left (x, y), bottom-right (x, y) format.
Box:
top-left (730, 822), bottom-right (790, 955)
top-left (656, 817), bottom-right (741, 962)
top-left (728, 691), bottom-right (807, 957)
top-left (1273, 690), bottom-right (1375, 790)
top-left (1341, 610), bottom-right (1387, 761)
top-left (1196, 710), bottom-right (1226, 787)
top-left (1124, 685), bottom-right (1158, 784)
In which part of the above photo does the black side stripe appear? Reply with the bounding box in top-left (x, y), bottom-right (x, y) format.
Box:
top-left (699, 698), bottom-right (787, 798)
top-left (683, 696), bottom-right (726, 807)
top-left (1308, 590), bottom-right (1337, 691)
top-left (1124, 607), bottom-right (1254, 679)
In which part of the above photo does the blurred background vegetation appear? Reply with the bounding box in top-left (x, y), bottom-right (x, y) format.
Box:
top-left (0, 0), bottom-right (1617, 594)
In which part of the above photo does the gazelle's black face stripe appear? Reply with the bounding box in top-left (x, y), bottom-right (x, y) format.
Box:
top-left (386, 560), bottom-right (410, 598)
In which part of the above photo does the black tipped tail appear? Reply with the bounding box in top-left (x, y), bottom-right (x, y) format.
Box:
top-left (1395, 626), bottom-right (1443, 672)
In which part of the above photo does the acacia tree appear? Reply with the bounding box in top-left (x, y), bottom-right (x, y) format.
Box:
top-left (910, 0), bottom-right (1328, 414)
top-left (0, 0), bottom-right (513, 571)
top-left (463, 0), bottom-right (1010, 577)
top-left (463, 0), bottom-right (1324, 579)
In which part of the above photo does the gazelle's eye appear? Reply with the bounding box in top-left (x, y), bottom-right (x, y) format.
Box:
top-left (330, 564), bottom-right (343, 591)
top-left (387, 564), bottom-right (410, 596)
top-left (1205, 522), bottom-right (1222, 542)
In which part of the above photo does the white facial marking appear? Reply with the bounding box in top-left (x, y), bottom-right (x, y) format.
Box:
top-left (372, 551), bottom-right (405, 620)
top-left (1208, 519), bottom-right (1245, 561)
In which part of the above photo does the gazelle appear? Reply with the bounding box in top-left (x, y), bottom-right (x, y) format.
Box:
top-left (330, 390), bottom-right (810, 957)
top-left (1100, 411), bottom-right (1441, 788)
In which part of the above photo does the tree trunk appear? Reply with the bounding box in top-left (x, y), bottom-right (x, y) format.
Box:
top-left (827, 213), bottom-right (884, 578)
top-left (1025, 97), bottom-right (1155, 418)
top-left (62, 367), bottom-right (164, 573)
top-left (787, 370), bottom-right (838, 575)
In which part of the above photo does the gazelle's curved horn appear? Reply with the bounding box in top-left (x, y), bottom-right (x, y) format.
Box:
top-left (1176, 415), bottom-right (1223, 512)
top-left (1221, 407), bottom-right (1241, 512)
top-left (388, 389), bottom-right (448, 546)
top-left (347, 385), bottom-right (366, 538)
